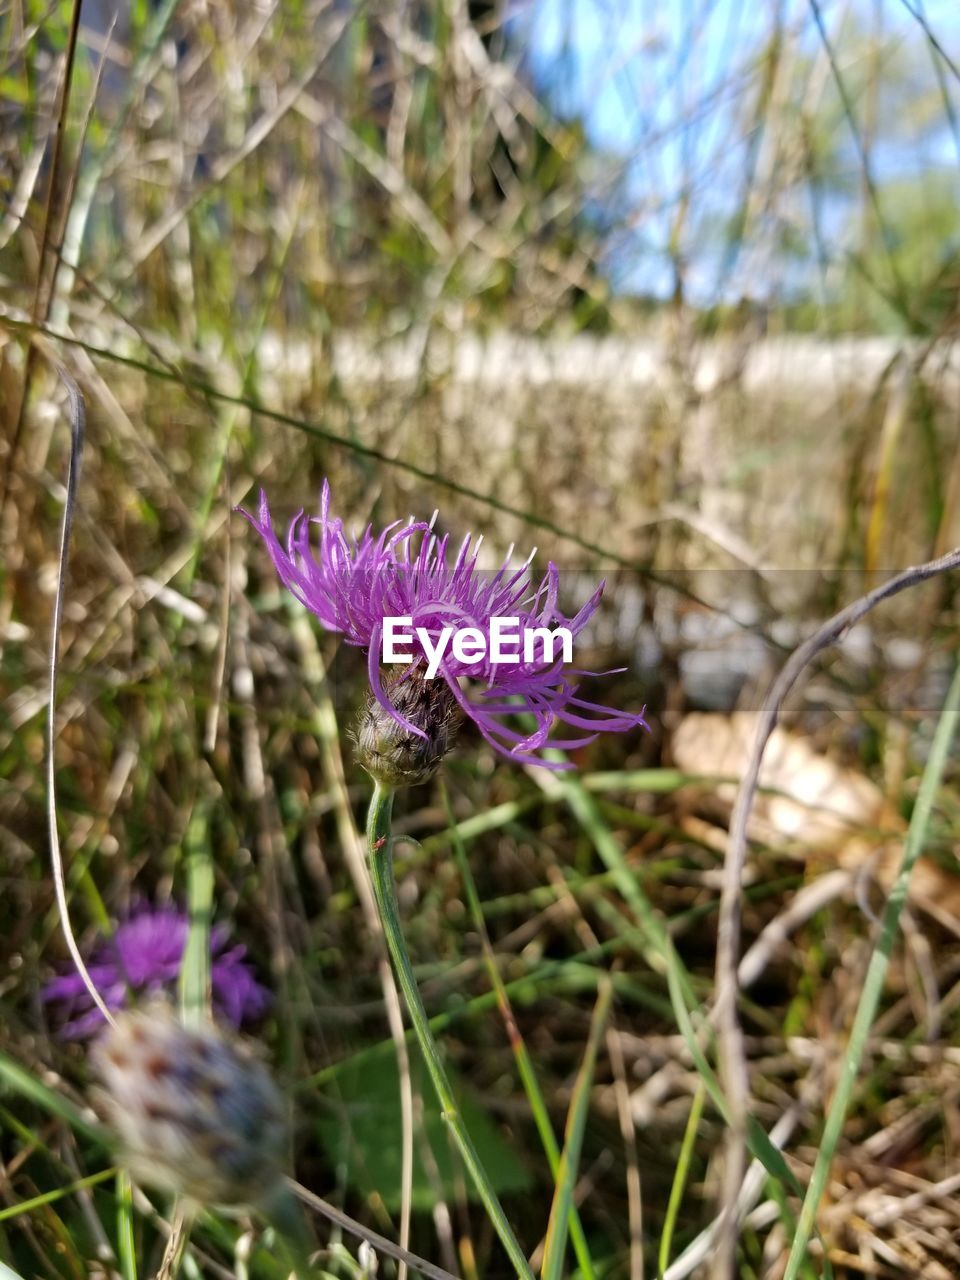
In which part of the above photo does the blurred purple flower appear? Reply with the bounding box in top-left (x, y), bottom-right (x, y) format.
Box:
top-left (240, 480), bottom-right (647, 768)
top-left (42, 907), bottom-right (271, 1038)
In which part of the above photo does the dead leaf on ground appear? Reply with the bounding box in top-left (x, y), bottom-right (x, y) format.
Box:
top-left (670, 711), bottom-right (960, 917)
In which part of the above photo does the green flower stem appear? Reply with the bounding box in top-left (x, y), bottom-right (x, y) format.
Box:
top-left (366, 783), bottom-right (534, 1280)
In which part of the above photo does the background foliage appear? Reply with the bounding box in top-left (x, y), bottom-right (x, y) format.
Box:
top-left (1, 1), bottom-right (959, 1277)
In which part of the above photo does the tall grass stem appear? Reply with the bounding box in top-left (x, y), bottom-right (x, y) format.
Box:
top-left (365, 782), bottom-right (534, 1280)
top-left (782, 659), bottom-right (960, 1278)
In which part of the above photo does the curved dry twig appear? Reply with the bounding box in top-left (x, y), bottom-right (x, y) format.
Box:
top-left (47, 367), bottom-right (119, 1031)
top-left (287, 1177), bottom-right (460, 1280)
top-left (711, 544), bottom-right (960, 1276)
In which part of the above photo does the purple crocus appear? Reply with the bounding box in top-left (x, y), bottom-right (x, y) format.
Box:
top-left (240, 480), bottom-right (647, 769)
top-left (42, 907), bottom-right (272, 1038)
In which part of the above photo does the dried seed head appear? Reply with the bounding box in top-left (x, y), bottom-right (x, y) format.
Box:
top-left (89, 1003), bottom-right (287, 1208)
top-left (355, 667), bottom-right (462, 788)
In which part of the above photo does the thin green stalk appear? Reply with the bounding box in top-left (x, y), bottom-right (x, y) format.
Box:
top-left (782, 660), bottom-right (960, 1280)
top-left (116, 1169), bottom-right (138, 1280)
top-left (178, 181), bottom-right (307, 601)
top-left (541, 980), bottom-right (612, 1280)
top-left (305, 929), bottom-right (683, 1093)
top-left (658, 1082), bottom-right (705, 1277)
top-left (546, 763), bottom-right (805, 1200)
top-left (539, 764), bottom-right (693, 997)
top-left (0, 1051), bottom-right (104, 1143)
top-left (443, 783), bottom-right (597, 1280)
top-left (0, 1169), bottom-right (116, 1222)
top-left (179, 800), bottom-right (214, 1029)
top-left (366, 783), bottom-right (534, 1280)
top-left (50, 0), bottom-right (181, 329)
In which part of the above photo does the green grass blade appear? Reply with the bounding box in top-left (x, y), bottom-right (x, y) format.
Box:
top-left (658, 1081), bottom-right (705, 1277)
top-left (783, 659), bottom-right (960, 1280)
top-left (116, 1169), bottom-right (137, 1280)
top-left (51, 0), bottom-right (180, 328)
top-left (367, 784), bottom-right (534, 1280)
top-left (420, 798), bottom-right (538, 854)
top-left (442, 783), bottom-right (597, 1280)
top-left (546, 764), bottom-right (811, 1209)
top-left (178, 182), bottom-right (306, 601)
top-left (538, 765), bottom-right (695, 996)
top-left (0, 1051), bottom-right (105, 1144)
top-left (540, 979), bottom-right (612, 1280)
top-left (0, 1168), bottom-right (115, 1222)
top-left (179, 800), bottom-right (214, 1028)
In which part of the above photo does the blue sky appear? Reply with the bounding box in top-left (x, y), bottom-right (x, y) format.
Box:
top-left (517, 0), bottom-right (960, 302)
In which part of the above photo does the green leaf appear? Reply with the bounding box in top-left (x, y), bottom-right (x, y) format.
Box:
top-left (0, 76), bottom-right (30, 105)
top-left (318, 1052), bottom-right (533, 1213)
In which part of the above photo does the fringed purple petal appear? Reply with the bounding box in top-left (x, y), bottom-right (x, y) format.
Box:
top-left (241, 479), bottom-right (650, 768)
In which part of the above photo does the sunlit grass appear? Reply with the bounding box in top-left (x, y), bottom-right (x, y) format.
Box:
top-left (2, 1), bottom-right (960, 1276)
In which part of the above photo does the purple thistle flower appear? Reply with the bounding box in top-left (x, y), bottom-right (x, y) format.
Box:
top-left (42, 906), bottom-right (272, 1038)
top-left (240, 480), bottom-right (648, 769)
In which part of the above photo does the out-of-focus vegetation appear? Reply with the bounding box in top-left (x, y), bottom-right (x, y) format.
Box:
top-left (1, 1), bottom-right (960, 1277)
